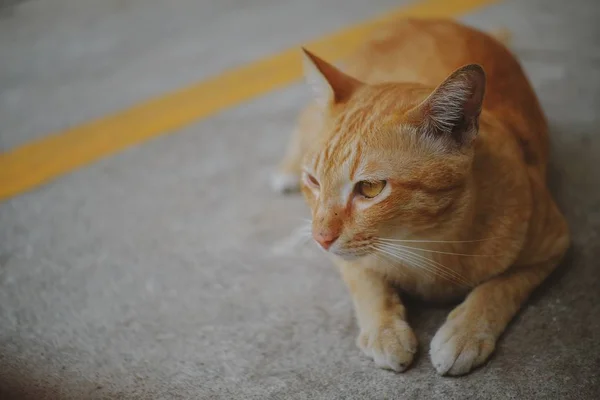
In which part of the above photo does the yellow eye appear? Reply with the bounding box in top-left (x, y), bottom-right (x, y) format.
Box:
top-left (356, 180), bottom-right (386, 198)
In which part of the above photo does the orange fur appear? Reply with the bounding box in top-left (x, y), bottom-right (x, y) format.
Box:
top-left (274, 19), bottom-right (569, 376)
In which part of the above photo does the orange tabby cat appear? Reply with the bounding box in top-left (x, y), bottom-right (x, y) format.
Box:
top-left (273, 18), bottom-right (570, 376)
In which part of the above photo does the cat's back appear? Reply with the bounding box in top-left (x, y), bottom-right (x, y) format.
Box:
top-left (344, 19), bottom-right (549, 171)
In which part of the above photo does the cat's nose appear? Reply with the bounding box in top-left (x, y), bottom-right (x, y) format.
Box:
top-left (313, 230), bottom-right (340, 250)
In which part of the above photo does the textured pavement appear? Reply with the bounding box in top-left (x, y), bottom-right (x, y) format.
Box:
top-left (1, 0), bottom-right (599, 398)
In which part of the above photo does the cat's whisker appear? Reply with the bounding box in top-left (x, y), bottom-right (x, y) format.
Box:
top-left (369, 249), bottom-right (409, 279)
top-left (391, 250), bottom-right (469, 287)
top-left (373, 245), bottom-right (460, 286)
top-left (298, 235), bottom-right (313, 246)
top-left (271, 223), bottom-right (314, 253)
top-left (376, 237), bottom-right (506, 244)
top-left (375, 238), bottom-right (500, 257)
top-left (371, 245), bottom-right (425, 274)
top-left (374, 243), bottom-right (473, 287)
top-left (372, 244), bottom-right (468, 287)
top-left (376, 242), bottom-right (472, 285)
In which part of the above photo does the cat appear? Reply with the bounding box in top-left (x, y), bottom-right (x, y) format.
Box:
top-left (272, 18), bottom-right (570, 376)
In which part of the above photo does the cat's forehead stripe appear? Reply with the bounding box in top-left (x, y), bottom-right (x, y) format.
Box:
top-left (349, 141), bottom-right (363, 181)
top-left (323, 142), bottom-right (331, 163)
top-left (317, 132), bottom-right (343, 174)
top-left (318, 137), bottom-right (364, 183)
top-left (316, 89), bottom-right (399, 177)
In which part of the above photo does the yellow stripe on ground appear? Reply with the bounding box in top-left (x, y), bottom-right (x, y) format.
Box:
top-left (0, 0), bottom-right (498, 201)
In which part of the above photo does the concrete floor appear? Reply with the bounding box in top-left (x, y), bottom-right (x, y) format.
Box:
top-left (0, 0), bottom-right (408, 150)
top-left (1, 0), bottom-right (599, 399)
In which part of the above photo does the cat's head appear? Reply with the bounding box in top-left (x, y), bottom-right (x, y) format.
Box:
top-left (299, 49), bottom-right (486, 259)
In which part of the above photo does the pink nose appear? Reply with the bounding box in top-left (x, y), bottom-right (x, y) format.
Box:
top-left (313, 230), bottom-right (340, 250)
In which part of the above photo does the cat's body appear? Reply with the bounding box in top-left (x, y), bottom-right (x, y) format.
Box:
top-left (274, 19), bottom-right (569, 376)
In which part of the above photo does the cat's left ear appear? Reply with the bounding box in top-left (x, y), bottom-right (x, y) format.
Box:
top-left (407, 64), bottom-right (486, 146)
top-left (301, 48), bottom-right (363, 107)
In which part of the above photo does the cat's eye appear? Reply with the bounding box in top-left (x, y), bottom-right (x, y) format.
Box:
top-left (304, 172), bottom-right (320, 188)
top-left (356, 180), bottom-right (386, 199)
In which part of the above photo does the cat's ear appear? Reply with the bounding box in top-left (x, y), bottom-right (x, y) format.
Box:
top-left (407, 64), bottom-right (486, 146)
top-left (301, 48), bottom-right (362, 107)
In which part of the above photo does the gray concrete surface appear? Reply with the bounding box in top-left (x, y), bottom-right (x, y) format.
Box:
top-left (1, 0), bottom-right (599, 399)
top-left (0, 0), bottom-right (409, 150)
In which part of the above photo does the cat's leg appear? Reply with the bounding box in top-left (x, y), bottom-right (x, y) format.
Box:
top-left (430, 199), bottom-right (569, 376)
top-left (429, 259), bottom-right (561, 375)
top-left (271, 103), bottom-right (321, 194)
top-left (338, 262), bottom-right (418, 372)
top-left (270, 123), bottom-right (304, 193)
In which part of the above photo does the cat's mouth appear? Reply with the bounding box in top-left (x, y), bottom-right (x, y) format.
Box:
top-left (331, 249), bottom-right (369, 260)
top-left (327, 239), bottom-right (374, 260)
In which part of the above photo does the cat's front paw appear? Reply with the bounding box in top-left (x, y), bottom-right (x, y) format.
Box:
top-left (430, 305), bottom-right (496, 376)
top-left (358, 318), bottom-right (418, 372)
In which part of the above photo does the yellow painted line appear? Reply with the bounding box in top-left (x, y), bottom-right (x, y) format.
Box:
top-left (0, 0), bottom-right (498, 201)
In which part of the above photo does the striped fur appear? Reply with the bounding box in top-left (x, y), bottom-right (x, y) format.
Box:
top-left (274, 19), bottom-right (569, 376)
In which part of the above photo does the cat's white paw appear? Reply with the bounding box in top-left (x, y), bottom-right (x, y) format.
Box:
top-left (430, 306), bottom-right (496, 376)
top-left (270, 171), bottom-right (300, 194)
top-left (358, 318), bottom-right (417, 372)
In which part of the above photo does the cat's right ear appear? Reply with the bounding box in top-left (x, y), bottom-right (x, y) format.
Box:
top-left (301, 48), bottom-right (362, 107)
top-left (406, 64), bottom-right (486, 147)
